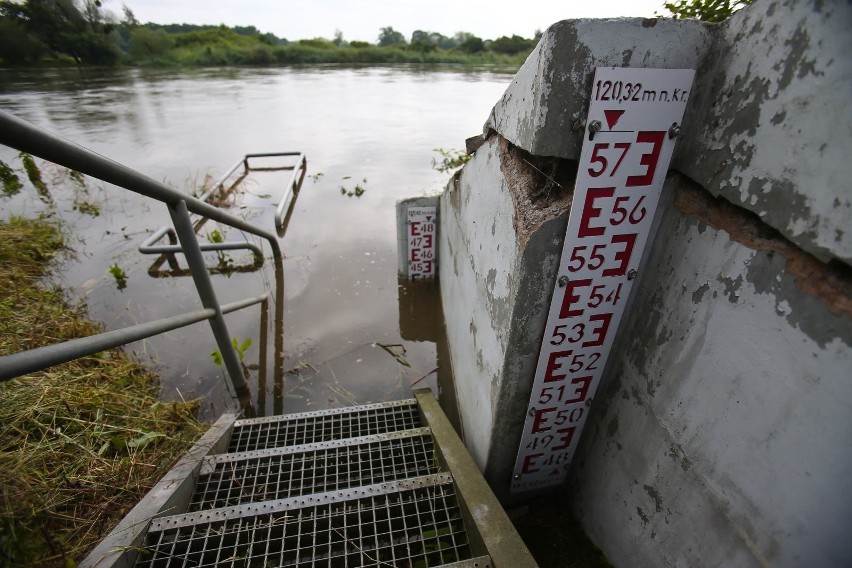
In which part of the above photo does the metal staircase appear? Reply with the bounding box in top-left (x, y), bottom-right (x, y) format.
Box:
top-left (81, 391), bottom-right (536, 568)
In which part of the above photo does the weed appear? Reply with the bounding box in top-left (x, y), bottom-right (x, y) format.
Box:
top-left (19, 152), bottom-right (51, 202)
top-left (339, 179), bottom-right (367, 198)
top-left (206, 229), bottom-right (224, 244)
top-left (205, 229), bottom-right (236, 271)
top-left (0, 216), bottom-right (204, 565)
top-left (211, 337), bottom-right (252, 366)
top-left (431, 148), bottom-right (471, 173)
top-left (68, 170), bottom-right (86, 187)
top-left (73, 200), bottom-right (100, 217)
top-left (309, 172), bottom-right (324, 182)
top-left (108, 263), bottom-right (127, 290)
top-left (0, 159), bottom-right (23, 196)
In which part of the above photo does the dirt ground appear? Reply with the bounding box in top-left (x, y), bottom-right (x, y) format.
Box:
top-left (509, 492), bottom-right (613, 568)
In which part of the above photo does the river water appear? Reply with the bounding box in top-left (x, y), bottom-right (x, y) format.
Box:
top-left (0, 66), bottom-right (512, 419)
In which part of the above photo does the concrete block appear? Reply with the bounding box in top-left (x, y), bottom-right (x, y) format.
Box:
top-left (571, 176), bottom-right (852, 567)
top-left (438, 136), bottom-right (573, 499)
top-left (486, 0), bottom-right (852, 265)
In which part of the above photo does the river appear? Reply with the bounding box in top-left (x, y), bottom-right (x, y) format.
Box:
top-left (0, 65), bottom-right (512, 419)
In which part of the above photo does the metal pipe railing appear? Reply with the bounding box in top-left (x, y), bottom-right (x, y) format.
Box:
top-left (269, 153), bottom-right (307, 232)
top-left (168, 199), bottom-right (250, 395)
top-left (0, 295), bottom-right (266, 383)
top-left (0, 110), bottom-right (282, 259)
top-left (139, 226), bottom-right (263, 257)
top-left (0, 110), bottom-right (279, 395)
top-left (137, 152), bottom-right (304, 257)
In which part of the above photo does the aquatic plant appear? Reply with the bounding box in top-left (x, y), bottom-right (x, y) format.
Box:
top-left (108, 263), bottom-right (127, 290)
top-left (432, 148), bottom-right (470, 173)
top-left (211, 337), bottom-right (252, 366)
top-left (0, 159), bottom-right (23, 196)
top-left (339, 177), bottom-right (367, 198)
top-left (19, 152), bottom-right (51, 202)
top-left (206, 228), bottom-right (224, 243)
top-left (68, 169), bottom-right (86, 187)
top-left (73, 200), bottom-right (100, 216)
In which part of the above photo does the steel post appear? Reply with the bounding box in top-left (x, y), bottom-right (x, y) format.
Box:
top-left (168, 200), bottom-right (249, 397)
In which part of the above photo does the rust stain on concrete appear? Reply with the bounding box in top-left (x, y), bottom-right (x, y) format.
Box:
top-left (674, 177), bottom-right (852, 318)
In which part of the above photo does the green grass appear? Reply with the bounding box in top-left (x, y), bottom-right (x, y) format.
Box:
top-left (127, 42), bottom-right (530, 67)
top-left (0, 216), bottom-right (206, 566)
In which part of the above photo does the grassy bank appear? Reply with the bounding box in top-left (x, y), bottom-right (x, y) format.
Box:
top-left (0, 216), bottom-right (206, 566)
top-left (129, 41), bottom-right (531, 67)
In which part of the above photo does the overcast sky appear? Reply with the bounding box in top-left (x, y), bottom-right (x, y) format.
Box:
top-left (123, 0), bottom-right (669, 43)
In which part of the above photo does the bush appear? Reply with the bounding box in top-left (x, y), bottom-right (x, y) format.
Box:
top-left (129, 27), bottom-right (174, 60)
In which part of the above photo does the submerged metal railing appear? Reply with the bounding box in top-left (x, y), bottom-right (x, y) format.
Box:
top-left (139, 152), bottom-right (306, 262)
top-left (0, 110), bottom-right (291, 396)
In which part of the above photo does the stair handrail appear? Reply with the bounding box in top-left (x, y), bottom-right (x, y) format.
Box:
top-left (0, 110), bottom-right (279, 396)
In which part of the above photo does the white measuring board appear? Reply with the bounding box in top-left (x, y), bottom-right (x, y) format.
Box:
top-left (510, 67), bottom-right (695, 493)
top-left (407, 206), bottom-right (437, 278)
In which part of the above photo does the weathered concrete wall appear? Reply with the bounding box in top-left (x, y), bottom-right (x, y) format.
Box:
top-left (438, 137), bottom-right (572, 479)
top-left (571, 176), bottom-right (852, 567)
top-left (487, 0), bottom-right (852, 264)
top-left (438, 0), bottom-right (852, 565)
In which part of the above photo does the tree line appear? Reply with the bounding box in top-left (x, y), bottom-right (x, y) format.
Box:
top-left (0, 1), bottom-right (541, 67)
top-left (0, 0), bottom-right (753, 68)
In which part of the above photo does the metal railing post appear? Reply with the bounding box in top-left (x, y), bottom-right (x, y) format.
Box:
top-left (168, 199), bottom-right (248, 397)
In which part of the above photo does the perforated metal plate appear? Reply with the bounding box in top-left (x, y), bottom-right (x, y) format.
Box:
top-left (229, 400), bottom-right (422, 453)
top-left (191, 430), bottom-right (437, 511)
top-left (138, 476), bottom-right (473, 568)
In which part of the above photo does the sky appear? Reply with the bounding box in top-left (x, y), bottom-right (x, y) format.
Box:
top-left (123, 0), bottom-right (669, 43)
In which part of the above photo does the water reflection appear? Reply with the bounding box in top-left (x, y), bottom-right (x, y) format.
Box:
top-left (397, 277), bottom-right (463, 435)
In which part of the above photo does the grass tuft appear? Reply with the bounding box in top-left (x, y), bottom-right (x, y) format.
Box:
top-left (0, 216), bottom-right (206, 566)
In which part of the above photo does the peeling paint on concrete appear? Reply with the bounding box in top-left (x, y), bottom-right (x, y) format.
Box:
top-left (485, 0), bottom-right (852, 264)
top-left (674, 179), bottom-right (852, 327)
top-left (441, 2), bottom-right (851, 565)
top-left (572, 174), bottom-right (852, 568)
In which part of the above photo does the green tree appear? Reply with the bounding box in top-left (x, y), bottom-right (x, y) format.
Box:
top-left (490, 34), bottom-right (534, 55)
top-left (128, 26), bottom-right (173, 60)
top-left (121, 4), bottom-right (137, 27)
top-left (410, 30), bottom-right (434, 52)
top-left (2, 0), bottom-right (120, 65)
top-left (0, 13), bottom-right (45, 64)
top-left (663, 0), bottom-right (754, 22)
top-left (332, 29), bottom-right (345, 46)
top-left (377, 26), bottom-right (406, 47)
top-left (458, 34), bottom-right (484, 53)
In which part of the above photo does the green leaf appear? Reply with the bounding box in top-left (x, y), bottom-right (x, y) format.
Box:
top-left (127, 431), bottom-right (166, 449)
top-left (98, 441), bottom-right (112, 456)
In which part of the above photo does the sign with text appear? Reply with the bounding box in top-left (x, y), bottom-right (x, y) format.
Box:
top-left (407, 206), bottom-right (437, 278)
top-left (510, 67), bottom-right (695, 493)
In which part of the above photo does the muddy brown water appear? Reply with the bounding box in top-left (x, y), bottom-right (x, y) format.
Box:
top-left (0, 66), bottom-right (512, 419)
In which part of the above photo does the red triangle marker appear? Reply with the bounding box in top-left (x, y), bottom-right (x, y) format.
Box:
top-left (604, 109), bottom-right (625, 129)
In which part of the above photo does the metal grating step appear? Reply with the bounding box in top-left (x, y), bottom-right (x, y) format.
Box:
top-left (190, 429), bottom-right (438, 511)
top-left (229, 399), bottom-right (421, 453)
top-left (137, 475), bottom-right (476, 567)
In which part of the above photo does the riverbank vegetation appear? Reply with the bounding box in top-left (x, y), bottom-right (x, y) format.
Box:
top-left (0, 0), bottom-right (539, 68)
top-left (0, 215), bottom-right (206, 566)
